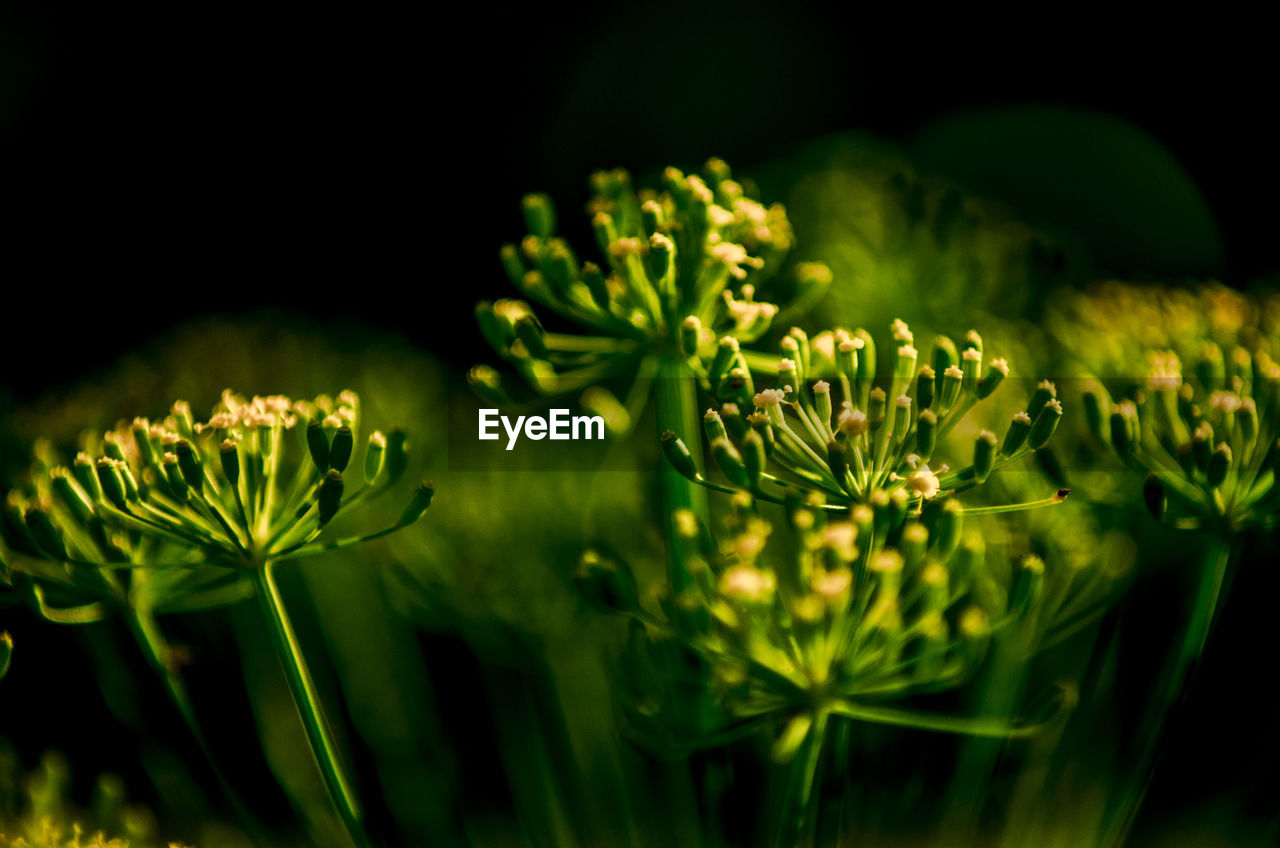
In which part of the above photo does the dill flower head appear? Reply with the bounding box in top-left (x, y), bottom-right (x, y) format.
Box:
top-left (662, 319), bottom-right (1067, 513)
top-left (1058, 283), bottom-right (1280, 533)
top-left (1, 390), bottom-right (432, 622)
top-left (587, 496), bottom-right (1070, 757)
top-left (472, 158), bottom-right (831, 432)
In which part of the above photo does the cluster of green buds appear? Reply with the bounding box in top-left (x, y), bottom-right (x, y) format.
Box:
top-left (0, 390), bottom-right (432, 623)
top-left (1083, 346), bottom-right (1280, 532)
top-left (580, 495), bottom-right (1065, 757)
top-left (471, 158), bottom-right (831, 431)
top-left (662, 319), bottom-right (1067, 514)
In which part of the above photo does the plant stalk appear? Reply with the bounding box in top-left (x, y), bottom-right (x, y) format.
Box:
top-left (654, 354), bottom-right (710, 590)
top-left (775, 711), bottom-right (829, 848)
top-left (251, 561), bottom-right (369, 848)
top-left (1103, 533), bottom-right (1234, 847)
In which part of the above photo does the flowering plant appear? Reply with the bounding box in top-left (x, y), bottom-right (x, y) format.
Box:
top-left (1, 390), bottom-right (433, 848)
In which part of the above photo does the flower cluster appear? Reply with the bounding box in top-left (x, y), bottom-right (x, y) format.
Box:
top-left (662, 320), bottom-right (1066, 513)
top-left (579, 495), bottom-right (1066, 758)
top-left (1082, 343), bottom-right (1280, 533)
top-left (471, 158), bottom-right (831, 431)
top-left (1044, 281), bottom-right (1280, 533)
top-left (1, 390), bottom-right (431, 623)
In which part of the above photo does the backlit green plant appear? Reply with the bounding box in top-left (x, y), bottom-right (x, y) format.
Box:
top-left (0, 749), bottom-right (182, 848)
top-left (476, 159), bottom-right (832, 595)
top-left (662, 320), bottom-right (1068, 516)
top-left (1054, 281), bottom-right (1280, 845)
top-left (472, 158), bottom-right (829, 430)
top-left (581, 495), bottom-right (1071, 845)
top-left (0, 391), bottom-right (434, 848)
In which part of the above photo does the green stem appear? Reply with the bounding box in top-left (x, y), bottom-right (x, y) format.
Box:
top-left (775, 711), bottom-right (829, 848)
top-left (1104, 533), bottom-right (1234, 848)
top-left (654, 354), bottom-right (710, 591)
top-left (829, 716), bottom-right (853, 848)
top-left (250, 562), bottom-right (370, 848)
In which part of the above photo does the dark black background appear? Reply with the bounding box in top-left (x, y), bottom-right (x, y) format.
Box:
top-left (2, 5), bottom-right (1276, 399)
top-left (3, 4), bottom-right (1278, 842)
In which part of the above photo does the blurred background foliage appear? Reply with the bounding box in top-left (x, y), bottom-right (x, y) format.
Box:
top-left (4, 3), bottom-right (1280, 846)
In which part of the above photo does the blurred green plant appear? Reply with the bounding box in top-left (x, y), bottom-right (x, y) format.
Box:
top-left (0, 748), bottom-right (186, 848)
top-left (1053, 280), bottom-right (1280, 846)
top-left (1, 391), bottom-right (433, 848)
top-left (581, 495), bottom-right (1073, 846)
top-left (761, 133), bottom-right (1076, 335)
top-left (475, 158), bottom-right (832, 594)
top-left (473, 157), bottom-right (830, 431)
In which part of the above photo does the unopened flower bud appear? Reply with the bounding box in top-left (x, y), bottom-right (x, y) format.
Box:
top-left (1207, 443), bottom-right (1231, 488)
top-left (74, 454), bottom-right (103, 503)
top-left (940, 366), bottom-right (963, 408)
top-left (581, 262), bottom-right (610, 310)
top-left (916, 365), bottom-right (936, 410)
top-left (742, 430), bottom-right (766, 489)
top-left (868, 388), bottom-right (886, 427)
top-left (710, 337), bottom-right (740, 384)
top-left (329, 427), bottom-right (354, 473)
top-left (703, 409), bottom-right (728, 445)
top-left (660, 431), bottom-right (697, 480)
top-left (51, 469), bottom-right (94, 524)
top-left (973, 430), bottom-right (997, 482)
top-left (317, 470), bottom-right (344, 526)
top-left (306, 420), bottom-right (330, 470)
top-left (24, 507), bottom-right (66, 560)
top-left (1002, 412), bottom-right (1032, 456)
top-left (1082, 381), bottom-right (1111, 444)
top-left (522, 192), bottom-right (556, 239)
top-left (499, 244), bottom-right (525, 287)
top-left (219, 439), bottom-right (241, 486)
top-left (575, 549), bottom-right (640, 615)
top-left (916, 409), bottom-right (937, 462)
top-left (96, 458), bottom-right (128, 510)
top-left (175, 440), bottom-right (204, 492)
top-left (397, 480), bottom-right (435, 527)
top-left (1029, 399), bottom-right (1063, 449)
top-left (978, 357), bottom-right (1009, 399)
top-left (836, 338), bottom-right (860, 387)
top-left (893, 395), bottom-right (912, 435)
top-left (163, 453), bottom-right (189, 500)
top-left (132, 419), bottom-right (158, 467)
top-left (931, 336), bottom-right (958, 395)
top-left (680, 316), bottom-right (701, 358)
top-left (711, 437), bottom-right (750, 488)
top-left (513, 314), bottom-right (547, 359)
top-left (1026, 381), bottom-right (1058, 423)
top-left (901, 522), bottom-right (928, 571)
top-left (961, 348), bottom-right (982, 395)
top-left (812, 380), bottom-right (833, 424)
top-left (1111, 403), bottom-right (1138, 456)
